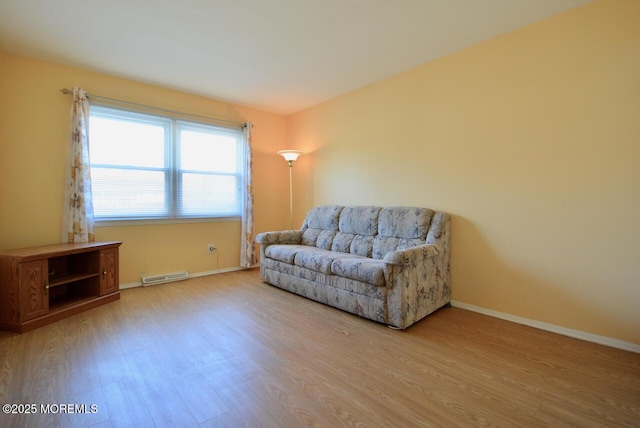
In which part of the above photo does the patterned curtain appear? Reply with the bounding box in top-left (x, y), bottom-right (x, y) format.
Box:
top-left (61, 87), bottom-right (95, 243)
top-left (240, 122), bottom-right (256, 267)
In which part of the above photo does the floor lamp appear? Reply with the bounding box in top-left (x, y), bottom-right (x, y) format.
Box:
top-left (277, 150), bottom-right (303, 229)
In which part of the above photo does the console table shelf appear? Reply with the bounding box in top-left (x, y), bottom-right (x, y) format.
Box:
top-left (0, 241), bottom-right (122, 333)
top-left (49, 272), bottom-right (101, 288)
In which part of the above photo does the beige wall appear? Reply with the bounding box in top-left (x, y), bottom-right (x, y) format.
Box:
top-left (0, 53), bottom-right (290, 283)
top-left (287, 0), bottom-right (640, 344)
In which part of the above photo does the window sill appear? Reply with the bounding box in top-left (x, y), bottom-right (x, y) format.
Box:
top-left (95, 216), bottom-right (241, 227)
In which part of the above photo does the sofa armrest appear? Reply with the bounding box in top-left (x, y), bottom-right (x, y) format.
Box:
top-left (256, 230), bottom-right (303, 245)
top-left (383, 244), bottom-right (439, 266)
top-left (384, 242), bottom-right (449, 329)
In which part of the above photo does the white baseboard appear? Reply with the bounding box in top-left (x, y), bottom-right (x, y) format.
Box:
top-left (119, 265), bottom-right (250, 290)
top-left (190, 265), bottom-right (249, 278)
top-left (119, 281), bottom-right (142, 290)
top-left (451, 300), bottom-right (640, 354)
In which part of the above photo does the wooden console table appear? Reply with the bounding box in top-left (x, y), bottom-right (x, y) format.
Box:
top-left (0, 241), bottom-right (122, 333)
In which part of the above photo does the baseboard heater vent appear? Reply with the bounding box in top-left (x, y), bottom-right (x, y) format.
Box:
top-left (141, 271), bottom-right (189, 286)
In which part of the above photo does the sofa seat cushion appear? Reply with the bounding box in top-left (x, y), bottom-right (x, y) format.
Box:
top-left (265, 245), bottom-right (310, 264)
top-left (330, 258), bottom-right (386, 287)
top-left (293, 247), bottom-right (361, 274)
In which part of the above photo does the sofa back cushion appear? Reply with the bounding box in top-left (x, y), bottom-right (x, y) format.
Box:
top-left (372, 207), bottom-right (434, 259)
top-left (378, 207), bottom-right (434, 239)
top-left (301, 205), bottom-right (343, 247)
top-left (331, 206), bottom-right (381, 257)
top-left (338, 206), bottom-right (381, 235)
top-left (300, 205), bottom-right (435, 259)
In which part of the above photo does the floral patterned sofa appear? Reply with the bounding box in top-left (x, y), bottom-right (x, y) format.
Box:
top-left (256, 205), bottom-right (450, 329)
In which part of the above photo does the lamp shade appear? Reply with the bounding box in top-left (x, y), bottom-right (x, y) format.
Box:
top-left (277, 150), bottom-right (303, 162)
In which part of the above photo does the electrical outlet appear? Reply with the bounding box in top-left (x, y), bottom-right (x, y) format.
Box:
top-left (207, 243), bottom-right (215, 253)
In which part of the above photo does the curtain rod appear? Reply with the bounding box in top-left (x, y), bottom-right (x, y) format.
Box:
top-left (59, 88), bottom-right (244, 129)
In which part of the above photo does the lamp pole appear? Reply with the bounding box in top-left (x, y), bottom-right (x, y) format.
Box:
top-left (287, 160), bottom-right (294, 229)
top-left (277, 150), bottom-right (303, 230)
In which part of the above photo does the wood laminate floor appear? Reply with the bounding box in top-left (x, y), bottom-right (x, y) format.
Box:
top-left (0, 268), bottom-right (638, 427)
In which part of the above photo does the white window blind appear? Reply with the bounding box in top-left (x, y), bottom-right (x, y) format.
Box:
top-left (89, 106), bottom-right (244, 221)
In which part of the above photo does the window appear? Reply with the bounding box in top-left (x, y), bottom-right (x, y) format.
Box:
top-left (89, 106), bottom-right (244, 221)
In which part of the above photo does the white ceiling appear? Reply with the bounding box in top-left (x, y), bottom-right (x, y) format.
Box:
top-left (0, 0), bottom-right (591, 115)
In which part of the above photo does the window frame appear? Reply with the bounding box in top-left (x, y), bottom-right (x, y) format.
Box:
top-left (88, 104), bottom-right (245, 224)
